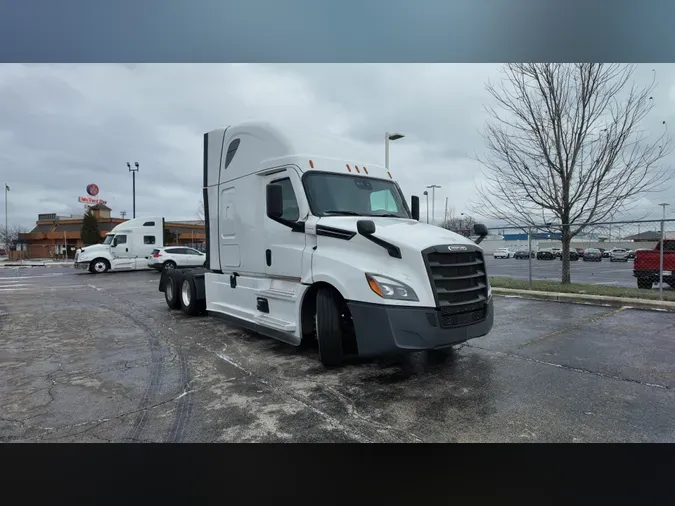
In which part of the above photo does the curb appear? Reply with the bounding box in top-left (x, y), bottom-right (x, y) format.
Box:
top-left (0, 262), bottom-right (73, 268)
top-left (493, 287), bottom-right (675, 312)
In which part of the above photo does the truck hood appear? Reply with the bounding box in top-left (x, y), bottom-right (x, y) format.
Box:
top-left (316, 216), bottom-right (480, 251)
top-left (78, 244), bottom-right (109, 255)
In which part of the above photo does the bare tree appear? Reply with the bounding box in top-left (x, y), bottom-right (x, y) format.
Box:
top-left (1, 224), bottom-right (29, 250)
top-left (196, 197), bottom-right (205, 223)
top-left (470, 64), bottom-right (671, 283)
top-left (442, 210), bottom-right (476, 238)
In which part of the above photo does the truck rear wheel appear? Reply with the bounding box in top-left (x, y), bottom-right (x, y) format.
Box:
top-left (637, 278), bottom-right (653, 290)
top-left (180, 276), bottom-right (205, 316)
top-left (89, 258), bottom-right (110, 274)
top-left (315, 287), bottom-right (344, 368)
top-left (164, 274), bottom-right (181, 309)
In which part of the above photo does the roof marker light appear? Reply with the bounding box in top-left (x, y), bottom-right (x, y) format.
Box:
top-left (355, 165), bottom-right (361, 174)
top-left (363, 166), bottom-right (368, 174)
top-left (346, 164), bottom-right (352, 172)
top-left (309, 160), bottom-right (314, 168)
top-left (387, 171), bottom-right (393, 179)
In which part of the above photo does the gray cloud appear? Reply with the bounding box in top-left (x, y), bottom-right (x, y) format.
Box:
top-left (1, 63), bottom-right (674, 232)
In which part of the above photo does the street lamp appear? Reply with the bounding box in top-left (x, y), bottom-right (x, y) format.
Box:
top-left (658, 202), bottom-right (670, 299)
top-left (384, 132), bottom-right (405, 210)
top-left (423, 191), bottom-right (429, 224)
top-left (426, 184), bottom-right (441, 224)
top-left (127, 162), bottom-right (139, 218)
top-left (384, 131), bottom-right (405, 170)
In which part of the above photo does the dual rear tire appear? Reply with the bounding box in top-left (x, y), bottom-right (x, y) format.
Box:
top-left (165, 273), bottom-right (205, 315)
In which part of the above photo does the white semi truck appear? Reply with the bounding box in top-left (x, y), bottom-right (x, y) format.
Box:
top-left (159, 122), bottom-right (494, 367)
top-left (74, 217), bottom-right (165, 273)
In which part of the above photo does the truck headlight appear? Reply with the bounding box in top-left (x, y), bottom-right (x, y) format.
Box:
top-left (365, 273), bottom-right (419, 302)
top-left (487, 279), bottom-right (492, 299)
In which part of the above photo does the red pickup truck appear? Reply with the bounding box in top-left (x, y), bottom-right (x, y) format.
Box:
top-left (633, 239), bottom-right (675, 289)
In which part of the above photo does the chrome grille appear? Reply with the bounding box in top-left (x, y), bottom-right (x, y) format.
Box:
top-left (422, 245), bottom-right (489, 328)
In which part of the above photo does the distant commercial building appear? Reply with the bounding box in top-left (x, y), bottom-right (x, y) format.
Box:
top-left (18, 204), bottom-right (205, 259)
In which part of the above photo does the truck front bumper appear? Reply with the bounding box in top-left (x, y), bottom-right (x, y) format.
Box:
top-left (74, 261), bottom-right (90, 270)
top-left (347, 297), bottom-right (494, 357)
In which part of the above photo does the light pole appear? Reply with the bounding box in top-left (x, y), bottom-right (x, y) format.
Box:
top-left (658, 203), bottom-right (670, 299)
top-left (426, 184), bottom-right (441, 224)
top-left (3, 183), bottom-right (8, 252)
top-left (127, 162), bottom-right (139, 218)
top-left (384, 132), bottom-right (404, 210)
top-left (384, 132), bottom-right (405, 170)
top-left (120, 211), bottom-right (127, 220)
top-left (423, 191), bottom-right (429, 224)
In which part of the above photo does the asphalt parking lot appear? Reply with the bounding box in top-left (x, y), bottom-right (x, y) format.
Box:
top-left (1, 265), bottom-right (674, 442)
top-left (486, 256), bottom-right (673, 290)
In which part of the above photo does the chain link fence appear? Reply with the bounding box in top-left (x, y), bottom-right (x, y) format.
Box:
top-left (481, 219), bottom-right (675, 300)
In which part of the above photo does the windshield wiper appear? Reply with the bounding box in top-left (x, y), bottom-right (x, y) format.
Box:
top-left (322, 210), bottom-right (362, 216)
top-left (369, 213), bottom-right (404, 218)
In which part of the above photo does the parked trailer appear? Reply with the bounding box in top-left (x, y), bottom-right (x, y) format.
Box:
top-left (159, 122), bottom-right (494, 367)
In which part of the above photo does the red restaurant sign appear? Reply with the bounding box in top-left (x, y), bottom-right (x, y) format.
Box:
top-left (78, 196), bottom-right (107, 205)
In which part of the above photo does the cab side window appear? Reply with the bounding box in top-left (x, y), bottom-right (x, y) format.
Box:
top-left (115, 235), bottom-right (127, 245)
top-left (273, 178), bottom-right (300, 222)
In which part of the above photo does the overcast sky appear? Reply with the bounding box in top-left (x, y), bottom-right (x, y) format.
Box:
top-left (1, 63), bottom-right (674, 230)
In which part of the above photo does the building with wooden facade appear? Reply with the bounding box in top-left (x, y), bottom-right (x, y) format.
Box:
top-left (17, 204), bottom-right (205, 259)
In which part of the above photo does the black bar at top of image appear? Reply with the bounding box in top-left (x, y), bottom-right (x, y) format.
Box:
top-left (2, 0), bottom-right (675, 62)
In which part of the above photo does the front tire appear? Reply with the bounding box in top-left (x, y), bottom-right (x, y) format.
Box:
top-left (89, 258), bottom-right (110, 274)
top-left (315, 287), bottom-right (344, 368)
top-left (637, 278), bottom-right (653, 290)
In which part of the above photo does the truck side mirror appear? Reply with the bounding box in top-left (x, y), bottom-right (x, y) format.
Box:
top-left (411, 195), bottom-right (420, 221)
top-left (473, 223), bottom-right (488, 236)
top-left (266, 184), bottom-right (284, 219)
top-left (357, 220), bottom-right (376, 236)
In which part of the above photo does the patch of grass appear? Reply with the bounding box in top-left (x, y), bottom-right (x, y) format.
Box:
top-left (489, 276), bottom-right (675, 302)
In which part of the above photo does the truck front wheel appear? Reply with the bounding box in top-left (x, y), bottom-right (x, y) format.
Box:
top-left (315, 287), bottom-right (345, 368)
top-left (89, 258), bottom-right (110, 274)
top-left (637, 278), bottom-right (653, 290)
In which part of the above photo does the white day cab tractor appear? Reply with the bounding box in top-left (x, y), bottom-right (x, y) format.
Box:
top-left (159, 122), bottom-right (494, 367)
top-left (74, 217), bottom-right (165, 273)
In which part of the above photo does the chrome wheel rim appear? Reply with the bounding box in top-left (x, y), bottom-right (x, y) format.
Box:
top-left (181, 280), bottom-right (191, 307)
top-left (94, 261), bottom-right (106, 273)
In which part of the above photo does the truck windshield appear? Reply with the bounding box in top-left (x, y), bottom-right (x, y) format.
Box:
top-left (103, 235), bottom-right (114, 245)
top-left (303, 172), bottom-right (411, 218)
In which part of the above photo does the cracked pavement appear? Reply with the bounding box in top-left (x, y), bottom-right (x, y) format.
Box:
top-left (1, 267), bottom-right (674, 442)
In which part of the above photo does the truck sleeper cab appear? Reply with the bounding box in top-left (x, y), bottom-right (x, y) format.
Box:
top-left (74, 217), bottom-right (164, 273)
top-left (159, 122), bottom-right (494, 367)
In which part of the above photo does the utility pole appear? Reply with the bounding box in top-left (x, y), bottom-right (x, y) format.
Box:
top-left (426, 185), bottom-right (441, 224)
top-left (423, 191), bottom-right (429, 224)
top-left (127, 162), bottom-right (139, 218)
top-left (120, 211), bottom-right (127, 220)
top-left (444, 197), bottom-right (449, 227)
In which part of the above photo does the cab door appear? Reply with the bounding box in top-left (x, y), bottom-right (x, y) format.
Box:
top-left (263, 169), bottom-right (308, 280)
top-left (110, 234), bottom-right (134, 270)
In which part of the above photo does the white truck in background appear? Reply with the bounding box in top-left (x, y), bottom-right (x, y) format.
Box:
top-left (159, 122), bottom-right (494, 367)
top-left (74, 217), bottom-right (165, 273)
